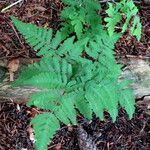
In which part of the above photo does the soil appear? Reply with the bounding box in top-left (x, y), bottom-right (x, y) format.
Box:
top-left (0, 102), bottom-right (150, 150)
top-left (0, 0), bottom-right (150, 150)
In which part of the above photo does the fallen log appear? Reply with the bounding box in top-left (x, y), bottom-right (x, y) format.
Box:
top-left (0, 56), bottom-right (150, 103)
top-left (118, 56), bottom-right (150, 99)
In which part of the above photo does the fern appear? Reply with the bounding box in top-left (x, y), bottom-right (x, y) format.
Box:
top-left (11, 16), bottom-right (63, 57)
top-left (11, 0), bottom-right (141, 149)
top-left (130, 16), bottom-right (142, 41)
top-left (32, 112), bottom-right (60, 150)
top-left (105, 0), bottom-right (141, 41)
top-left (60, 0), bottom-right (101, 39)
top-left (104, 2), bottom-right (122, 36)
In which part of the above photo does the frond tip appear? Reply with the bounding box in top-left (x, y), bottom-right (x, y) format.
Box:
top-left (11, 16), bottom-right (60, 56)
top-left (32, 113), bottom-right (60, 150)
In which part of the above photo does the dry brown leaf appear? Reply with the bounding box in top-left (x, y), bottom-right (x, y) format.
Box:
top-left (27, 126), bottom-right (35, 143)
top-left (7, 58), bottom-right (20, 81)
top-left (8, 58), bottom-right (20, 72)
top-left (55, 143), bottom-right (62, 150)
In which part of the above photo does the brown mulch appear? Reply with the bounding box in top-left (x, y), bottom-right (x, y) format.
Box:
top-left (0, 102), bottom-right (33, 150)
top-left (0, 0), bottom-right (150, 150)
top-left (0, 102), bottom-right (80, 150)
top-left (0, 102), bottom-right (150, 150)
top-left (0, 0), bottom-right (62, 59)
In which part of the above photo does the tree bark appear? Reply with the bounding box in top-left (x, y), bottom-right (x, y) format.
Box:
top-left (0, 56), bottom-right (150, 103)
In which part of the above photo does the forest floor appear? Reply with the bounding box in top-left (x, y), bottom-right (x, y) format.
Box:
top-left (0, 0), bottom-right (150, 150)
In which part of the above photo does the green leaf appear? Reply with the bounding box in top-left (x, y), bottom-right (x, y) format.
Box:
top-left (22, 72), bottom-right (65, 88)
top-left (75, 97), bottom-right (93, 120)
top-left (119, 89), bottom-right (135, 119)
top-left (105, 0), bottom-right (141, 39)
top-left (121, 0), bottom-right (138, 33)
top-left (11, 16), bottom-right (53, 52)
top-left (71, 20), bottom-right (83, 39)
top-left (32, 113), bottom-right (60, 150)
top-left (130, 16), bottom-right (142, 41)
top-left (28, 90), bottom-right (61, 111)
top-left (85, 82), bottom-right (104, 120)
top-left (51, 31), bottom-right (62, 49)
top-left (105, 3), bottom-right (122, 36)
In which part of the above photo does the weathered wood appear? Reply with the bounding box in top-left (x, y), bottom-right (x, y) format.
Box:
top-left (118, 56), bottom-right (150, 99)
top-left (77, 125), bottom-right (97, 150)
top-left (0, 58), bottom-right (41, 103)
top-left (0, 57), bottom-right (150, 103)
top-left (0, 83), bottom-right (43, 103)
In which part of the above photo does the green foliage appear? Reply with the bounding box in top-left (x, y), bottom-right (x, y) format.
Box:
top-left (130, 16), bottom-right (142, 41)
top-left (104, 3), bottom-right (122, 36)
top-left (11, 0), bottom-right (141, 149)
top-left (32, 112), bottom-right (60, 150)
top-left (105, 0), bottom-right (141, 41)
top-left (60, 0), bottom-right (101, 39)
top-left (11, 16), bottom-right (63, 57)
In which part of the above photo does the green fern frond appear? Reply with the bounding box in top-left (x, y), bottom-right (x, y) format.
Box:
top-left (75, 97), bottom-right (93, 120)
top-left (60, 6), bottom-right (85, 39)
top-left (12, 64), bottom-right (40, 87)
top-left (14, 57), bottom-right (73, 88)
top-left (130, 16), bottom-right (142, 41)
top-left (58, 92), bottom-right (77, 124)
top-left (105, 0), bottom-right (141, 40)
top-left (57, 36), bottom-right (75, 56)
top-left (85, 81), bottom-right (105, 120)
top-left (119, 89), bottom-right (135, 119)
top-left (104, 3), bottom-right (122, 36)
top-left (27, 90), bottom-right (62, 110)
top-left (31, 112), bottom-right (60, 150)
top-left (60, 0), bottom-right (101, 39)
top-left (11, 16), bottom-right (53, 51)
top-left (72, 20), bottom-right (83, 39)
top-left (121, 0), bottom-right (138, 33)
top-left (28, 88), bottom-right (77, 125)
top-left (98, 84), bottom-right (119, 122)
top-left (30, 91), bottom-right (77, 125)
top-left (25, 72), bottom-right (63, 88)
top-left (85, 80), bottom-right (119, 122)
top-left (51, 31), bottom-right (62, 49)
top-left (11, 16), bottom-right (64, 57)
top-left (85, 31), bottom-right (121, 60)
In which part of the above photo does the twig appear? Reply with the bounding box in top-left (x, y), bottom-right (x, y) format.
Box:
top-left (139, 121), bottom-right (147, 135)
top-left (1, 0), bottom-right (24, 13)
top-left (126, 55), bottom-right (150, 59)
top-left (99, 0), bottom-right (115, 3)
top-left (8, 22), bottom-right (24, 48)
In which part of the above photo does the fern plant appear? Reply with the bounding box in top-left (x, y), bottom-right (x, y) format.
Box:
top-left (105, 0), bottom-right (141, 40)
top-left (60, 0), bottom-right (102, 39)
top-left (11, 0), bottom-right (141, 150)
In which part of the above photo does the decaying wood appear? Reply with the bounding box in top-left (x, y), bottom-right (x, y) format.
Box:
top-left (77, 125), bottom-right (97, 150)
top-left (0, 83), bottom-right (43, 103)
top-left (0, 57), bottom-right (150, 103)
top-left (119, 56), bottom-right (150, 99)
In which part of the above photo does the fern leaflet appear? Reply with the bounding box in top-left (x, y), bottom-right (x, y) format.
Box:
top-left (105, 0), bottom-right (141, 40)
top-left (31, 113), bottom-right (60, 150)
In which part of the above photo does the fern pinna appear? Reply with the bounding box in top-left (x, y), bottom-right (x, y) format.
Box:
top-left (11, 0), bottom-right (141, 150)
top-left (104, 0), bottom-right (141, 40)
